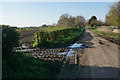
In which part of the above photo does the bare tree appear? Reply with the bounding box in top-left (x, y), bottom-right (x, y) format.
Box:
top-left (75, 16), bottom-right (85, 27)
top-left (57, 14), bottom-right (75, 27)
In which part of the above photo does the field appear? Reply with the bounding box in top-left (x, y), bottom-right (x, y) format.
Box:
top-left (2, 1), bottom-right (120, 79)
top-left (18, 26), bottom-right (64, 47)
top-left (91, 29), bottom-right (120, 39)
top-left (41, 26), bottom-right (66, 31)
top-left (3, 26), bottom-right (84, 79)
top-left (19, 29), bottom-right (41, 47)
top-left (18, 26), bottom-right (84, 48)
top-left (96, 26), bottom-right (115, 32)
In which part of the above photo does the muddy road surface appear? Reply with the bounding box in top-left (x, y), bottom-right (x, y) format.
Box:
top-left (58, 29), bottom-right (119, 78)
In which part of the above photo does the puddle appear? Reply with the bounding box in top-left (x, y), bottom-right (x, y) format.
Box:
top-left (58, 52), bottom-right (67, 55)
top-left (15, 49), bottom-right (34, 52)
top-left (14, 44), bottom-right (32, 52)
top-left (65, 43), bottom-right (86, 57)
top-left (68, 43), bottom-right (83, 48)
top-left (57, 49), bottom-right (75, 57)
top-left (14, 43), bottom-right (86, 58)
top-left (21, 44), bottom-right (28, 48)
top-left (65, 49), bottom-right (75, 57)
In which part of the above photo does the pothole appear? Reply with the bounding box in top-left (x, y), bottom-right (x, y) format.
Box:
top-left (99, 40), bottom-right (110, 46)
top-left (99, 40), bottom-right (104, 45)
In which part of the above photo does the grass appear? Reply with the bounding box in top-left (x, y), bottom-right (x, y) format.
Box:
top-left (55, 28), bottom-right (83, 44)
top-left (90, 27), bottom-right (120, 39)
top-left (2, 52), bottom-right (47, 79)
top-left (41, 26), bottom-right (66, 32)
top-left (16, 26), bottom-right (66, 32)
top-left (16, 27), bottom-right (41, 32)
top-left (2, 52), bottom-right (63, 79)
top-left (37, 28), bottom-right (84, 48)
top-left (16, 26), bottom-right (84, 48)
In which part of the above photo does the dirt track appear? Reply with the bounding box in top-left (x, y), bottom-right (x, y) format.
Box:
top-left (58, 29), bottom-right (119, 78)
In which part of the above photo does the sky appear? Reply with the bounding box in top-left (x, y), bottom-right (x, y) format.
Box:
top-left (0, 2), bottom-right (114, 27)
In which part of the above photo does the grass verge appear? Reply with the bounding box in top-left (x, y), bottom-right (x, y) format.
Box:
top-left (90, 28), bottom-right (120, 39)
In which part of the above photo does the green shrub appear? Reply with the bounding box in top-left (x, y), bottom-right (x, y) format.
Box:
top-left (33, 27), bottom-right (84, 48)
top-left (2, 52), bottom-right (47, 78)
top-left (2, 25), bottom-right (20, 59)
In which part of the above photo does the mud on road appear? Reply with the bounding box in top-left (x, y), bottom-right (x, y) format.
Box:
top-left (91, 30), bottom-right (120, 45)
top-left (58, 29), bottom-right (119, 78)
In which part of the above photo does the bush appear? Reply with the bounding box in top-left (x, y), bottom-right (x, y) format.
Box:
top-left (33, 27), bottom-right (84, 48)
top-left (2, 52), bottom-right (47, 78)
top-left (2, 25), bottom-right (20, 59)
